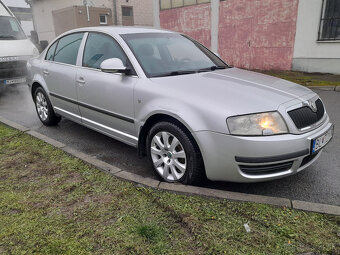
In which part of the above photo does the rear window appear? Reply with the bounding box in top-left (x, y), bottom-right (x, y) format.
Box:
top-left (54, 33), bottom-right (84, 65)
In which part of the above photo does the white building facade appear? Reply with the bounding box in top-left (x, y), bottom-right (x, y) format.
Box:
top-left (293, 0), bottom-right (340, 74)
top-left (28, 0), bottom-right (154, 43)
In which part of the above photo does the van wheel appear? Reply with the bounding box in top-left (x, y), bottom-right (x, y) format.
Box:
top-left (147, 121), bottom-right (204, 185)
top-left (34, 87), bottom-right (61, 126)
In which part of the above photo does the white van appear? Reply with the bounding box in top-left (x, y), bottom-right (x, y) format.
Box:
top-left (0, 1), bottom-right (38, 86)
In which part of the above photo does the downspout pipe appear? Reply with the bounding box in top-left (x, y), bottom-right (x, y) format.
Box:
top-left (86, 4), bottom-right (90, 22)
top-left (113, 0), bottom-right (118, 25)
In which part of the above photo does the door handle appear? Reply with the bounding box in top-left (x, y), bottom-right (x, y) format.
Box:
top-left (43, 70), bottom-right (49, 75)
top-left (76, 78), bottom-right (86, 85)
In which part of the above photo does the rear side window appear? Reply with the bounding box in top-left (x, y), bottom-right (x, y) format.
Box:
top-left (45, 41), bottom-right (57, 61)
top-left (54, 33), bottom-right (84, 65)
top-left (83, 32), bottom-right (127, 69)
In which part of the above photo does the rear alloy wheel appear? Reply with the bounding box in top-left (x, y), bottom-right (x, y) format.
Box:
top-left (34, 87), bottom-right (61, 126)
top-left (147, 121), bottom-right (205, 185)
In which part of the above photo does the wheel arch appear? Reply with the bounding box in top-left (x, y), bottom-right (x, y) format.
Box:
top-left (137, 113), bottom-right (204, 164)
top-left (31, 82), bottom-right (42, 99)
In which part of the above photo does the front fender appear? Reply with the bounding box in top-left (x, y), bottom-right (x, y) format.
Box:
top-left (30, 73), bottom-right (50, 98)
top-left (135, 96), bottom-right (210, 135)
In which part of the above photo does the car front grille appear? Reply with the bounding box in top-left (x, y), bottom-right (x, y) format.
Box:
top-left (239, 161), bottom-right (293, 175)
top-left (0, 61), bottom-right (27, 79)
top-left (288, 99), bottom-right (325, 129)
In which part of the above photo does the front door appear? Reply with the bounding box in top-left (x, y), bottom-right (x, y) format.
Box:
top-left (76, 32), bottom-right (137, 146)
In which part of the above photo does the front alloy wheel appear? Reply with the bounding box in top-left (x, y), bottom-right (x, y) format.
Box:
top-left (150, 131), bottom-right (187, 182)
top-left (147, 121), bottom-right (205, 185)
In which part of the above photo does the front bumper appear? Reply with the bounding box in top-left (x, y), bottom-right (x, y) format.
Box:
top-left (195, 116), bottom-right (332, 183)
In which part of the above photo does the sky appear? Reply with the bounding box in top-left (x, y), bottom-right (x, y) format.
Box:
top-left (2, 0), bottom-right (30, 8)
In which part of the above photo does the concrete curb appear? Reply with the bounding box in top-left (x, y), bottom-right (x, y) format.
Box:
top-left (1, 116), bottom-right (340, 216)
top-left (159, 182), bottom-right (291, 208)
top-left (292, 200), bottom-right (340, 215)
top-left (0, 116), bottom-right (30, 132)
top-left (27, 130), bottom-right (66, 148)
top-left (115, 171), bottom-right (160, 189)
top-left (62, 146), bottom-right (122, 175)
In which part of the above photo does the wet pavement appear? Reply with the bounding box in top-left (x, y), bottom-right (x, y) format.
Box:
top-left (0, 84), bottom-right (339, 205)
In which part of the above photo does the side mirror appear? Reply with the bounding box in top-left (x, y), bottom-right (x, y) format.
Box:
top-left (100, 58), bottom-right (128, 74)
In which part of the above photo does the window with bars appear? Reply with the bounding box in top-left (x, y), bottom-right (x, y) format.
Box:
top-left (318, 0), bottom-right (340, 41)
top-left (160, 0), bottom-right (211, 10)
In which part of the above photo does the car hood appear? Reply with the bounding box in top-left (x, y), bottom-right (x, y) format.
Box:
top-left (150, 68), bottom-right (314, 116)
top-left (0, 39), bottom-right (36, 57)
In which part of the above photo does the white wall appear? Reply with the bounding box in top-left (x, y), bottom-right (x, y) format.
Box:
top-left (115, 0), bottom-right (154, 26)
top-left (31, 0), bottom-right (82, 42)
top-left (293, 0), bottom-right (340, 74)
top-left (31, 0), bottom-right (154, 43)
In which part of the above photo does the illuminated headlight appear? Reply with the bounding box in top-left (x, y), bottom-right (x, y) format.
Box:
top-left (227, 112), bottom-right (288, 136)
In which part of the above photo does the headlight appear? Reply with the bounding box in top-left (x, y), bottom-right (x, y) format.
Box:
top-left (227, 112), bottom-right (288, 136)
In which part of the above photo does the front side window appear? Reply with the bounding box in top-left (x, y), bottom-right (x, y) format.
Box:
top-left (0, 16), bottom-right (26, 40)
top-left (121, 33), bottom-right (228, 77)
top-left (83, 32), bottom-right (128, 69)
top-left (319, 0), bottom-right (340, 40)
top-left (54, 33), bottom-right (84, 65)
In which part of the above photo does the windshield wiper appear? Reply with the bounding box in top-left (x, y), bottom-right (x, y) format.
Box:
top-left (152, 70), bottom-right (197, 78)
top-left (197, 66), bottom-right (227, 72)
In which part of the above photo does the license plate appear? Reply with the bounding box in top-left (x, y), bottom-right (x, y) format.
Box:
top-left (4, 77), bottom-right (26, 85)
top-left (311, 125), bottom-right (334, 154)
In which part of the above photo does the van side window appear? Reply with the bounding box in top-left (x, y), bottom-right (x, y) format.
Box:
top-left (54, 33), bottom-right (84, 65)
top-left (45, 41), bottom-right (57, 61)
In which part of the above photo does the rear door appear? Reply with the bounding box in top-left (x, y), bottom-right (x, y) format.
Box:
top-left (76, 32), bottom-right (138, 146)
top-left (44, 32), bottom-right (84, 122)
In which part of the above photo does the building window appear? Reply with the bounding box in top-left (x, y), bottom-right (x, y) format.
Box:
top-left (100, 15), bottom-right (107, 25)
top-left (318, 0), bottom-right (340, 41)
top-left (160, 0), bottom-right (210, 10)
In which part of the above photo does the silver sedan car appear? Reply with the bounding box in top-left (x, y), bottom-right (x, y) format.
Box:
top-left (27, 27), bottom-right (333, 184)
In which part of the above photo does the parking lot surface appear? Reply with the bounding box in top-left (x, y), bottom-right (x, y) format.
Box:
top-left (0, 84), bottom-right (339, 205)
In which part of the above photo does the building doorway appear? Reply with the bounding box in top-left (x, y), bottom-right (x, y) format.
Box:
top-left (122, 6), bottom-right (134, 26)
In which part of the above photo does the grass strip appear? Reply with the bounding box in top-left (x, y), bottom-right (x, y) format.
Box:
top-left (0, 124), bottom-right (339, 254)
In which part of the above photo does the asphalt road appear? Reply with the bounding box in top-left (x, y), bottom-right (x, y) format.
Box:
top-left (0, 84), bottom-right (339, 206)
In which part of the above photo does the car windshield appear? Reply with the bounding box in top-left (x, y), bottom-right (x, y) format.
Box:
top-left (121, 33), bottom-right (228, 78)
top-left (0, 16), bottom-right (26, 40)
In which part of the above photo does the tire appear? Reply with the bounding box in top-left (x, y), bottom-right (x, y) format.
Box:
top-left (147, 121), bottom-right (205, 185)
top-left (33, 87), bottom-right (61, 126)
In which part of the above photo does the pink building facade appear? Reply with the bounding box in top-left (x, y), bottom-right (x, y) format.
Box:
top-left (160, 0), bottom-right (300, 71)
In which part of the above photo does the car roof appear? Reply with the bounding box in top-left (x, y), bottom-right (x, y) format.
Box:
top-left (67, 26), bottom-right (175, 36)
